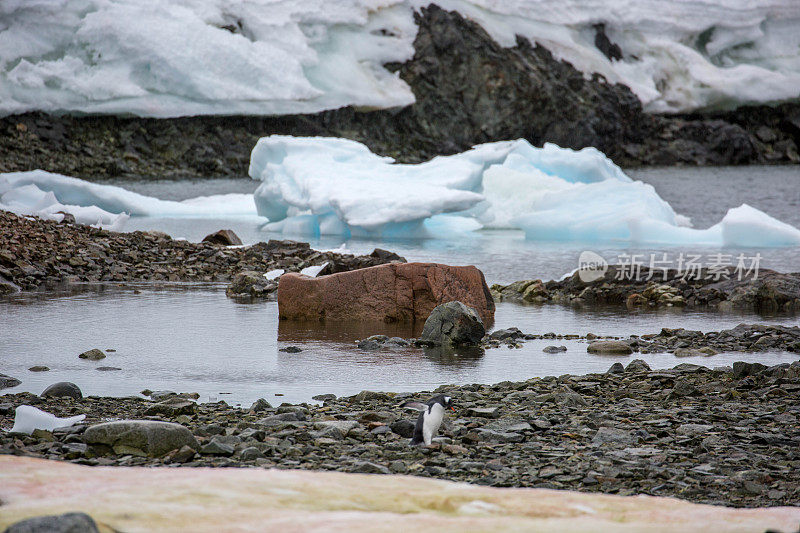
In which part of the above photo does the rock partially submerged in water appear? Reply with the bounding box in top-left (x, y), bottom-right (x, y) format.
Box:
top-left (278, 263), bottom-right (494, 324)
top-left (0, 373), bottom-right (21, 390)
top-left (41, 382), bottom-right (82, 399)
top-left (225, 270), bottom-right (278, 299)
top-left (587, 340), bottom-right (634, 355)
top-left (420, 301), bottom-right (486, 347)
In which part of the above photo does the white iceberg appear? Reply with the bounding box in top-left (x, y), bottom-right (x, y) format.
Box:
top-left (1, 0), bottom-right (798, 117)
top-left (9, 405), bottom-right (86, 435)
top-left (250, 135), bottom-right (800, 247)
top-left (0, 170), bottom-right (258, 229)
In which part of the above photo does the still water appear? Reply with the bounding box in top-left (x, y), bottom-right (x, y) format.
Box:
top-left (2, 285), bottom-right (798, 406)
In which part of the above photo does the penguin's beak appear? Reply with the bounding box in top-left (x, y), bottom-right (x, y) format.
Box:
top-left (450, 406), bottom-right (456, 411)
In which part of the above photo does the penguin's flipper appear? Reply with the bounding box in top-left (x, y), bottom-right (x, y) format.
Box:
top-left (400, 401), bottom-right (427, 411)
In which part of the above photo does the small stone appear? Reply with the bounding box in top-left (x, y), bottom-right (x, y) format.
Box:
top-left (250, 398), bottom-right (272, 412)
top-left (201, 437), bottom-right (235, 456)
top-left (543, 346), bottom-right (567, 353)
top-left (169, 445), bottom-right (197, 464)
top-left (96, 366), bottom-right (121, 371)
top-left (587, 340), bottom-right (633, 355)
top-left (41, 382), bottom-right (82, 399)
top-left (202, 229), bottom-right (242, 246)
top-left (390, 419), bottom-right (415, 438)
top-left (78, 348), bottom-right (106, 360)
top-left (240, 446), bottom-right (266, 461)
top-left (466, 406), bottom-right (500, 418)
top-left (29, 366), bottom-right (50, 372)
top-left (279, 346), bottom-right (302, 353)
top-left (312, 394), bottom-right (336, 402)
top-left (592, 427), bottom-right (636, 446)
top-left (607, 362), bottom-right (625, 374)
top-left (625, 359), bottom-right (651, 373)
top-left (350, 461), bottom-right (391, 474)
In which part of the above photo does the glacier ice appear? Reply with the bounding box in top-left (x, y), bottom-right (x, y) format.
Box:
top-left (9, 405), bottom-right (86, 435)
top-left (1, 0), bottom-right (798, 117)
top-left (250, 135), bottom-right (800, 247)
top-left (0, 170), bottom-right (257, 229)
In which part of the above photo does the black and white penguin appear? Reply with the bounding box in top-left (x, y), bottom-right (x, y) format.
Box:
top-left (402, 395), bottom-right (454, 446)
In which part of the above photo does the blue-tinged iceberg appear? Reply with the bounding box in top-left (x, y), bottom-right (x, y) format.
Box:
top-left (1, 0), bottom-right (798, 117)
top-left (250, 136), bottom-right (800, 246)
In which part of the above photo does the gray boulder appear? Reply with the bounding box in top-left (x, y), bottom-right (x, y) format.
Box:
top-left (202, 229), bottom-right (242, 246)
top-left (41, 382), bottom-right (82, 399)
top-left (420, 301), bottom-right (485, 346)
top-left (83, 420), bottom-right (199, 457)
top-left (587, 340), bottom-right (633, 355)
top-left (0, 373), bottom-right (21, 390)
top-left (3, 512), bottom-right (99, 533)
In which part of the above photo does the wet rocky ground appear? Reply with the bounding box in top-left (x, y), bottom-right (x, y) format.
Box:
top-left (0, 210), bottom-right (402, 292)
top-left (1, 358), bottom-right (799, 509)
top-left (1, 6), bottom-right (798, 182)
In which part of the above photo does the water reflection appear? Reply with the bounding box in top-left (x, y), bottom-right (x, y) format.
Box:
top-left (422, 345), bottom-right (484, 368)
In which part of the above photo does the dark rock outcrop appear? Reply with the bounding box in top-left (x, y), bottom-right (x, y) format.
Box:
top-left (0, 5), bottom-right (796, 180)
top-left (3, 512), bottom-right (99, 533)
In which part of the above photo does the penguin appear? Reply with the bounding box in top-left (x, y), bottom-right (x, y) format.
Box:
top-left (402, 395), bottom-right (454, 446)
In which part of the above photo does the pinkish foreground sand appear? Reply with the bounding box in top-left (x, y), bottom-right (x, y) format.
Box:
top-left (0, 456), bottom-right (798, 532)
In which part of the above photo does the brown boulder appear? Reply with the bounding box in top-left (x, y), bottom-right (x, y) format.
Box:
top-left (278, 263), bottom-right (494, 324)
top-left (202, 229), bottom-right (242, 246)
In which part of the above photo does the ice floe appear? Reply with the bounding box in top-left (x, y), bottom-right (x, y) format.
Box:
top-left (0, 170), bottom-right (257, 229)
top-left (2, 138), bottom-right (800, 247)
top-left (250, 136), bottom-right (800, 246)
top-left (9, 405), bottom-right (86, 435)
top-left (1, 0), bottom-right (798, 117)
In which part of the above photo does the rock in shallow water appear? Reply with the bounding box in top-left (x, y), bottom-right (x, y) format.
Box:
top-left (587, 340), bottom-right (633, 355)
top-left (41, 382), bottom-right (82, 399)
top-left (277, 263), bottom-right (494, 324)
top-left (420, 301), bottom-right (485, 347)
top-left (78, 348), bottom-right (105, 361)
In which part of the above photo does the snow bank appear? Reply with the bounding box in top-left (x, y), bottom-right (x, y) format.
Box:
top-left (1, 0), bottom-right (798, 117)
top-left (0, 170), bottom-right (257, 229)
top-left (9, 405), bottom-right (85, 435)
top-left (250, 136), bottom-right (800, 246)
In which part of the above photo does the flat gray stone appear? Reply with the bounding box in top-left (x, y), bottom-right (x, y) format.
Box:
top-left (587, 340), bottom-right (633, 355)
top-left (83, 420), bottom-right (199, 457)
top-left (78, 348), bottom-right (106, 360)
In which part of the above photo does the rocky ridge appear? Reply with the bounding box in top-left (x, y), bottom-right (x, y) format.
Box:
top-left (0, 210), bottom-right (403, 292)
top-left (1, 6), bottom-right (798, 181)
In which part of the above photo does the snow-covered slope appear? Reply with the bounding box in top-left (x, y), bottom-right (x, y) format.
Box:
top-left (1, 0), bottom-right (798, 117)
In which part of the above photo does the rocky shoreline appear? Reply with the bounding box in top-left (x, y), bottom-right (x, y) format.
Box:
top-left (492, 265), bottom-right (800, 314)
top-left (0, 210), bottom-right (402, 292)
top-left (2, 358), bottom-right (799, 509)
top-left (1, 6), bottom-right (799, 182)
